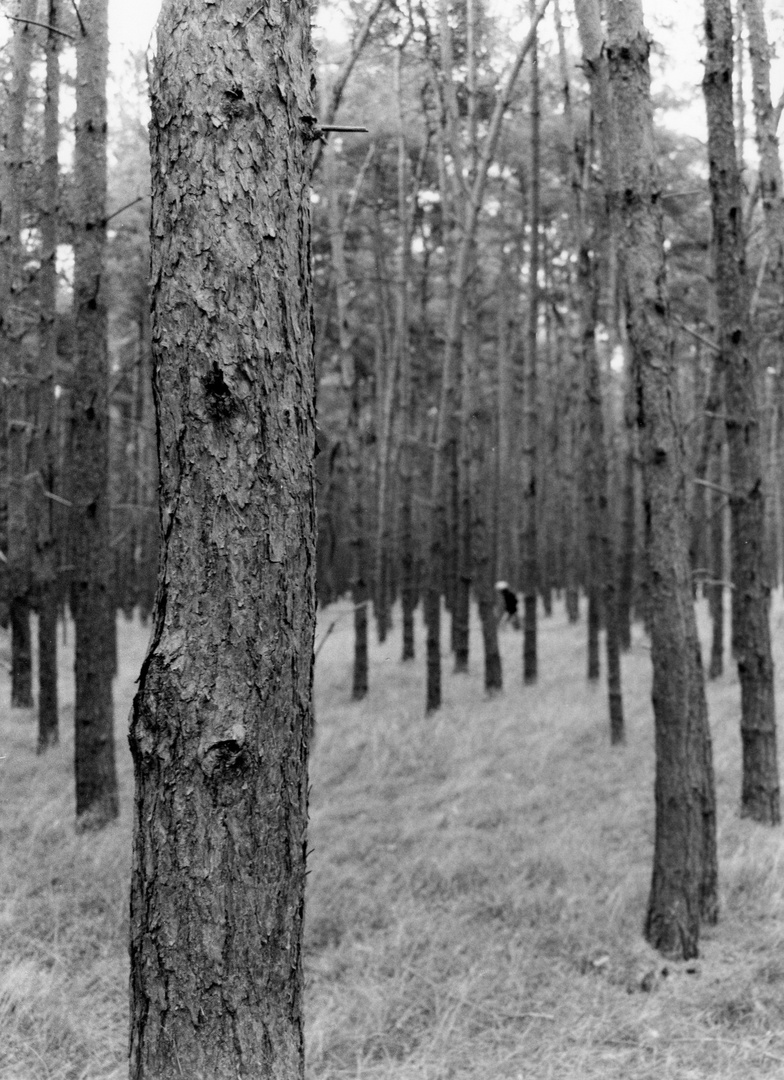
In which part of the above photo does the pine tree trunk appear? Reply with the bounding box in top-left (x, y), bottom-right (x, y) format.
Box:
top-left (350, 398), bottom-right (369, 701)
top-left (72, 0), bottom-right (118, 829)
top-left (703, 0), bottom-right (780, 826)
top-left (396, 48), bottom-right (417, 663)
top-left (35, 0), bottom-right (61, 749)
top-left (604, 0), bottom-right (718, 958)
top-left (37, 591), bottom-right (59, 751)
top-left (10, 598), bottom-right (32, 708)
top-left (521, 0), bottom-right (540, 685)
top-left (453, 322), bottom-right (473, 675)
top-left (129, 2), bottom-right (315, 1076)
top-left (2, 0), bottom-right (36, 712)
top-left (617, 362), bottom-right (638, 650)
top-left (708, 445), bottom-right (726, 679)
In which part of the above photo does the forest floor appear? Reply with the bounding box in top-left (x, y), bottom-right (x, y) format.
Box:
top-left (1, 597), bottom-right (784, 1080)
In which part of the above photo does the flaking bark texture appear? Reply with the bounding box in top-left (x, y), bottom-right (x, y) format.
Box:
top-left (128, 2), bottom-right (316, 1077)
top-left (703, 0), bottom-right (780, 825)
top-left (72, 0), bottom-right (118, 827)
top-left (605, 1), bottom-right (718, 958)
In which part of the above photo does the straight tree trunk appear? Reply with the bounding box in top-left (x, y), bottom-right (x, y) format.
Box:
top-left (35, 0), bottom-right (61, 750)
top-left (743, 0), bottom-right (784, 291)
top-left (2, 0), bottom-right (37, 711)
top-left (605, 0), bottom-right (718, 958)
top-left (71, 0), bottom-right (118, 829)
top-left (468, 377), bottom-right (502, 692)
top-left (617, 354), bottom-right (638, 651)
top-left (396, 48), bottom-right (417, 664)
top-left (521, 0), bottom-right (540, 685)
top-left (703, 0), bottom-right (780, 825)
top-left (129, 2), bottom-right (316, 1076)
top-left (708, 443), bottom-right (727, 679)
top-left (324, 113), bottom-right (368, 700)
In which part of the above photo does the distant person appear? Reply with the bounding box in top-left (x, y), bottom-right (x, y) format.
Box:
top-left (495, 581), bottom-right (521, 629)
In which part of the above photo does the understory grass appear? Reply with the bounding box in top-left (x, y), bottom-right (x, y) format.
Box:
top-left (1, 595), bottom-right (784, 1079)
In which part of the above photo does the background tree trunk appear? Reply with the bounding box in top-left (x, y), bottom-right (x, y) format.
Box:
top-left (71, 0), bottom-right (118, 829)
top-left (35, 0), bottom-right (62, 751)
top-left (521, 0), bottom-right (540, 685)
top-left (703, 0), bottom-right (780, 826)
top-left (2, 0), bottom-right (37, 711)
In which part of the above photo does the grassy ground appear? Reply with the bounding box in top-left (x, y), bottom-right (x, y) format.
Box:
top-left (1, 597), bottom-right (784, 1079)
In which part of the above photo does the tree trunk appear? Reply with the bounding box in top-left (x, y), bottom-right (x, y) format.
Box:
top-left (703, 0), bottom-right (780, 826)
top-left (2, 0), bottom-right (36, 712)
top-left (617, 354), bottom-right (638, 651)
top-left (324, 111), bottom-right (368, 700)
top-left (35, 0), bottom-right (62, 749)
top-left (708, 443), bottom-right (726, 679)
top-left (129, 2), bottom-right (316, 1076)
top-left (396, 48), bottom-right (417, 664)
top-left (10, 598), bottom-right (32, 708)
top-left (605, 0), bottom-right (718, 958)
top-left (521, 0), bottom-right (540, 686)
top-left (71, 0), bottom-right (118, 829)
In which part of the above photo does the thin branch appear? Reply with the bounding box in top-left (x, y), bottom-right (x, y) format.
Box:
top-left (5, 14), bottom-right (74, 38)
top-left (104, 195), bottom-right (147, 225)
top-left (69, 0), bottom-right (85, 36)
top-left (673, 316), bottom-right (719, 353)
top-left (693, 476), bottom-right (733, 497)
top-left (312, 0), bottom-right (388, 174)
top-left (319, 124), bottom-right (369, 133)
top-left (42, 488), bottom-right (73, 506)
top-left (314, 602), bottom-right (369, 659)
top-left (344, 141), bottom-right (377, 223)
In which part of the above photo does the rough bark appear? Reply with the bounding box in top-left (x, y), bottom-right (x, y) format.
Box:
top-left (71, 0), bottom-right (118, 829)
top-left (703, 0), bottom-right (780, 825)
top-left (128, 2), bottom-right (315, 1077)
top-left (605, 0), bottom-right (718, 958)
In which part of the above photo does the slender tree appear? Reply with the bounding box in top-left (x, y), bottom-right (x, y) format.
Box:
top-left (604, 0), bottom-right (718, 957)
top-left (324, 120), bottom-right (368, 700)
top-left (564, 0), bottom-right (624, 740)
top-left (2, 0), bottom-right (37, 710)
top-left (521, 0), bottom-right (540, 685)
top-left (129, 0), bottom-right (316, 1074)
top-left (702, 0), bottom-right (780, 825)
top-left (34, 0), bottom-right (62, 751)
top-left (71, 0), bottom-right (119, 828)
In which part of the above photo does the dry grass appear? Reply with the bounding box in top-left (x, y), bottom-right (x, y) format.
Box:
top-left (1, 597), bottom-right (784, 1079)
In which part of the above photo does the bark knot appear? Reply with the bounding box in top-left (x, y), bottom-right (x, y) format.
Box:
top-left (202, 362), bottom-right (237, 424)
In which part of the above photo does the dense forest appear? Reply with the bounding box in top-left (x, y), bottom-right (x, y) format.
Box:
top-left (2, 0), bottom-right (784, 1076)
